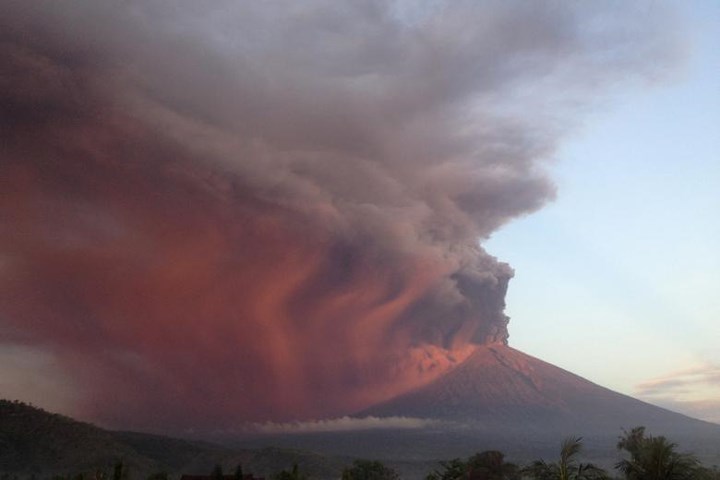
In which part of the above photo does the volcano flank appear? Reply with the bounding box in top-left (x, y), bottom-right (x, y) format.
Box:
top-left (227, 346), bottom-right (720, 472)
top-left (360, 345), bottom-right (719, 437)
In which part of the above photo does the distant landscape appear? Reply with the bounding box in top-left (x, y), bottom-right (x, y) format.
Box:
top-left (2, 399), bottom-right (719, 479)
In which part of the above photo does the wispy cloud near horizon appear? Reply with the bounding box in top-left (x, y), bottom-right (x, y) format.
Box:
top-left (636, 365), bottom-right (720, 423)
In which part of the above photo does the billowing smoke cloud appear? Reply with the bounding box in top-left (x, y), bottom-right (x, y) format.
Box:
top-left (0, 1), bottom-right (681, 431)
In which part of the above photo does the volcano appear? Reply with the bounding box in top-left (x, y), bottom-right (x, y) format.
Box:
top-left (359, 344), bottom-right (719, 437)
top-left (231, 346), bottom-right (720, 472)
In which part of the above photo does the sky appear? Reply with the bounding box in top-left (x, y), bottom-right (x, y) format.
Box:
top-left (0, 1), bottom-right (716, 431)
top-left (485, 0), bottom-right (720, 423)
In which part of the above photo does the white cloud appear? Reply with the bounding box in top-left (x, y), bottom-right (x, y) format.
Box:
top-left (245, 416), bottom-right (442, 434)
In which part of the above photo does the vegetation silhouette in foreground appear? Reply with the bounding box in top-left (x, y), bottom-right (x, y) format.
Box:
top-left (341, 460), bottom-right (399, 480)
top-left (615, 426), bottom-right (713, 480)
top-left (211, 466), bottom-right (224, 480)
top-left (273, 465), bottom-right (307, 480)
top-left (522, 437), bottom-right (607, 480)
top-left (426, 450), bottom-right (520, 480)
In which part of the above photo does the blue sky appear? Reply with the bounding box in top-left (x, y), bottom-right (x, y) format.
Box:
top-left (485, 1), bottom-right (720, 422)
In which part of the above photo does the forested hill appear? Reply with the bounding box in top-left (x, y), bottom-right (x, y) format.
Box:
top-left (0, 400), bottom-right (343, 479)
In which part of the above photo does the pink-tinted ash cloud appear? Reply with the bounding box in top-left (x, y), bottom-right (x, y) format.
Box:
top-left (0, 1), bottom-right (682, 432)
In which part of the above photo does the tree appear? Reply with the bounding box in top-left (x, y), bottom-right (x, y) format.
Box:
top-left (112, 461), bottom-right (128, 480)
top-left (426, 458), bottom-right (466, 480)
top-left (235, 464), bottom-right (245, 480)
top-left (524, 437), bottom-right (608, 480)
top-left (274, 464), bottom-right (307, 480)
top-left (466, 451), bottom-right (520, 480)
top-left (342, 460), bottom-right (399, 480)
top-left (146, 473), bottom-right (168, 480)
top-left (615, 426), bottom-right (701, 480)
top-left (696, 466), bottom-right (720, 480)
top-left (426, 451), bottom-right (519, 480)
top-left (211, 465), bottom-right (225, 480)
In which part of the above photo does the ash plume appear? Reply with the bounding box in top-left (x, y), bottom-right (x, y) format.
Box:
top-left (0, 1), bottom-right (682, 431)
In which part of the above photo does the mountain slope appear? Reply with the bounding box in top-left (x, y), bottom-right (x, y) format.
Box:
top-left (0, 400), bottom-right (343, 479)
top-left (228, 346), bottom-right (720, 471)
top-left (359, 345), bottom-right (719, 436)
top-left (0, 400), bottom-right (160, 475)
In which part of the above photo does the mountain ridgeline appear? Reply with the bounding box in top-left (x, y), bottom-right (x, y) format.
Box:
top-left (0, 400), bottom-right (344, 479)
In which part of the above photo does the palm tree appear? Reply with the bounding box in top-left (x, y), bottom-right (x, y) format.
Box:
top-left (615, 427), bottom-right (700, 480)
top-left (524, 437), bottom-right (608, 480)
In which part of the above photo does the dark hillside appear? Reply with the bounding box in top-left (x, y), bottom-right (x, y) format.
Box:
top-left (0, 399), bottom-right (159, 476)
top-left (0, 401), bottom-right (342, 479)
